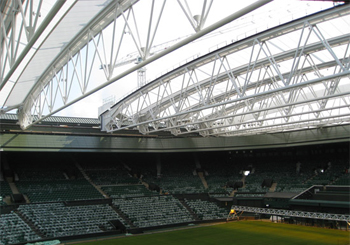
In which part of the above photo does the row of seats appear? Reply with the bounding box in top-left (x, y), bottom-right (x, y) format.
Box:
top-left (18, 203), bottom-right (128, 238)
top-left (16, 180), bottom-right (103, 203)
top-left (102, 185), bottom-right (157, 198)
top-left (4, 153), bottom-right (349, 202)
top-left (85, 170), bottom-right (139, 186)
top-left (10, 154), bottom-right (81, 181)
top-left (205, 175), bottom-right (234, 194)
top-left (153, 175), bottom-right (205, 194)
top-left (113, 196), bottom-right (194, 228)
top-left (0, 181), bottom-right (12, 197)
top-left (184, 199), bottom-right (229, 220)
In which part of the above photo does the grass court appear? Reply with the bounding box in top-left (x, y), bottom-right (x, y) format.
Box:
top-left (71, 221), bottom-right (349, 245)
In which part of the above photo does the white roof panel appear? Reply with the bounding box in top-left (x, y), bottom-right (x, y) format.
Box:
top-left (4, 0), bottom-right (112, 107)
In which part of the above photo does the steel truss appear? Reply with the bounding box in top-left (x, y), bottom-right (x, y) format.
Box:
top-left (0, 0), bottom-right (65, 89)
top-left (101, 5), bottom-right (350, 136)
top-left (231, 205), bottom-right (350, 223)
top-left (10, 0), bottom-right (272, 129)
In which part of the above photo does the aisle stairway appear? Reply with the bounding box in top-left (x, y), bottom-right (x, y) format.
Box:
top-left (109, 204), bottom-right (136, 228)
top-left (75, 162), bottom-right (109, 198)
top-left (178, 198), bottom-right (200, 221)
top-left (198, 172), bottom-right (208, 189)
top-left (8, 182), bottom-right (19, 194)
top-left (269, 183), bottom-right (277, 192)
top-left (15, 210), bottom-right (46, 239)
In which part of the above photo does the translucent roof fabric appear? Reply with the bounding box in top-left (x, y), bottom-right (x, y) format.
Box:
top-left (1, 0), bottom-right (348, 137)
top-left (3, 0), bottom-right (112, 107)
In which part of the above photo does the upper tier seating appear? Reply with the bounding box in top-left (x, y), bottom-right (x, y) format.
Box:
top-left (16, 179), bottom-right (103, 203)
top-left (11, 153), bottom-right (81, 181)
top-left (79, 158), bottom-right (140, 185)
top-left (102, 184), bottom-right (157, 198)
top-left (126, 160), bottom-right (158, 182)
top-left (332, 173), bottom-right (350, 185)
top-left (151, 158), bottom-right (205, 194)
top-left (85, 169), bottom-right (140, 185)
top-left (199, 158), bottom-right (247, 194)
top-left (0, 181), bottom-right (12, 197)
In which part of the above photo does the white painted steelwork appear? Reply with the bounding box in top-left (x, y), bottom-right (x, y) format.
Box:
top-left (3, 0), bottom-right (274, 129)
top-left (231, 205), bottom-right (350, 223)
top-left (101, 5), bottom-right (350, 137)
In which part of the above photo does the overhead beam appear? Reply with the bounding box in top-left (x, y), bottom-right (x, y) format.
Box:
top-left (18, 0), bottom-right (272, 130)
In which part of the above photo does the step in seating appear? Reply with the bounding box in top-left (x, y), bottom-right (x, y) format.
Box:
top-left (18, 203), bottom-right (128, 238)
top-left (0, 212), bottom-right (41, 245)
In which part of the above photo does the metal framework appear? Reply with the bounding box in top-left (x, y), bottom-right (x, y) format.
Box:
top-left (101, 5), bottom-right (350, 136)
top-left (0, 0), bottom-right (65, 89)
top-left (231, 205), bottom-right (350, 223)
top-left (1, 0), bottom-right (274, 129)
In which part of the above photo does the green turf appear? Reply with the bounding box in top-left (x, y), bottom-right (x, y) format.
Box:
top-left (73, 221), bottom-right (350, 245)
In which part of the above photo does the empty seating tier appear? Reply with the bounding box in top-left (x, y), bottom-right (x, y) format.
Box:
top-left (101, 185), bottom-right (157, 198)
top-left (16, 180), bottom-right (103, 203)
top-left (18, 203), bottom-right (128, 238)
top-left (184, 199), bottom-right (230, 220)
top-left (113, 196), bottom-right (194, 228)
top-left (0, 213), bottom-right (41, 245)
top-left (0, 181), bottom-right (12, 197)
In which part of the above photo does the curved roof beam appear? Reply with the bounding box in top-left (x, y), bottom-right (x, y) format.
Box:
top-left (0, 0), bottom-right (66, 89)
top-left (101, 5), bottom-right (350, 136)
top-left (15, 0), bottom-right (272, 130)
top-left (114, 36), bottom-right (349, 117)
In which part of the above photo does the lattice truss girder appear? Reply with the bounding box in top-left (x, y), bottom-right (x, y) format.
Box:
top-left (0, 0), bottom-right (62, 89)
top-left (231, 205), bottom-right (350, 223)
top-left (102, 6), bottom-right (350, 136)
top-left (14, 0), bottom-right (274, 129)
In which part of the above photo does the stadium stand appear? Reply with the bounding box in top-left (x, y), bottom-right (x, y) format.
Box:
top-left (16, 179), bottom-right (103, 203)
top-left (151, 156), bottom-right (206, 194)
top-left (17, 203), bottom-right (128, 238)
top-left (78, 158), bottom-right (140, 185)
top-left (0, 143), bottom-right (348, 244)
top-left (184, 199), bottom-right (230, 220)
top-left (0, 212), bottom-right (41, 245)
top-left (101, 184), bottom-right (158, 198)
top-left (0, 181), bottom-right (12, 199)
top-left (112, 196), bottom-right (194, 228)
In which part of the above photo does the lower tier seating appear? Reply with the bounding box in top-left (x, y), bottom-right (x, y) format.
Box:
top-left (184, 199), bottom-right (230, 220)
top-left (0, 213), bottom-right (41, 245)
top-left (18, 203), bottom-right (128, 238)
top-left (113, 196), bottom-right (194, 228)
